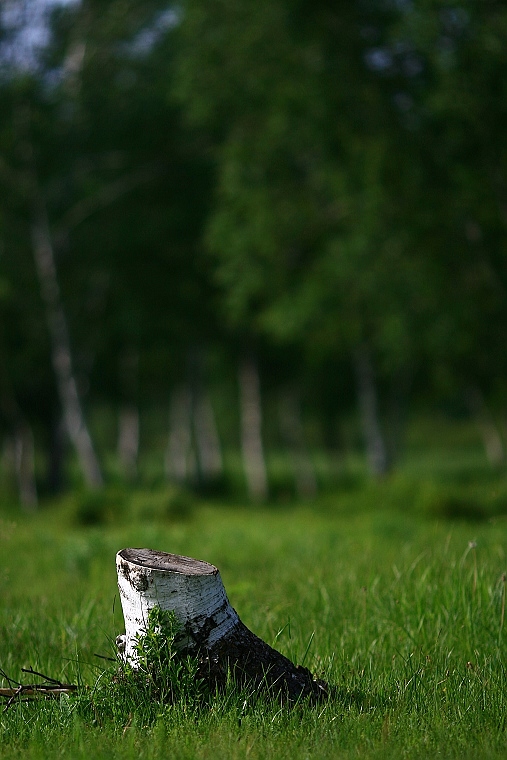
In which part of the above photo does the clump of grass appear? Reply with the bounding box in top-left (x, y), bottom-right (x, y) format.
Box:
top-left (79, 607), bottom-right (206, 726)
top-left (129, 607), bottom-right (205, 705)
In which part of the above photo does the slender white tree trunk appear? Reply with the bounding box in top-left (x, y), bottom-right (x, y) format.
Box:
top-left (465, 386), bottom-right (504, 466)
top-left (47, 415), bottom-right (66, 493)
top-left (31, 200), bottom-right (102, 488)
top-left (165, 386), bottom-right (196, 483)
top-left (278, 389), bottom-right (317, 498)
top-left (187, 349), bottom-right (223, 485)
top-left (165, 383), bottom-right (223, 486)
top-left (0, 377), bottom-right (38, 508)
top-left (239, 356), bottom-right (268, 501)
top-left (13, 422), bottom-right (38, 511)
top-left (117, 406), bottom-right (140, 478)
top-left (2, 425), bottom-right (38, 510)
top-left (353, 345), bottom-right (389, 477)
top-left (193, 391), bottom-right (223, 481)
top-left (116, 548), bottom-right (328, 703)
top-left (117, 350), bottom-right (139, 478)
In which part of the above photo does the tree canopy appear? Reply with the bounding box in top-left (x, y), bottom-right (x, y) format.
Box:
top-left (1, 0), bottom-right (506, 498)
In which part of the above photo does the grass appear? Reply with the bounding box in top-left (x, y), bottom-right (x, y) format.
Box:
top-left (1, 475), bottom-right (507, 758)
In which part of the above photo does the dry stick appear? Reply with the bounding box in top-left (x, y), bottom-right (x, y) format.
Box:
top-left (1, 685), bottom-right (78, 712)
top-left (0, 668), bottom-right (21, 688)
top-left (0, 667), bottom-right (78, 711)
top-left (0, 687), bottom-right (77, 698)
top-left (21, 666), bottom-right (71, 685)
top-left (2, 686), bottom-right (24, 713)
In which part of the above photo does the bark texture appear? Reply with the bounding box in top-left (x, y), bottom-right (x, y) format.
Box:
top-left (116, 548), bottom-right (327, 704)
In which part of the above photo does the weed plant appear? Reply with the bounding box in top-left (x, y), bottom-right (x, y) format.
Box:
top-left (77, 606), bottom-right (206, 727)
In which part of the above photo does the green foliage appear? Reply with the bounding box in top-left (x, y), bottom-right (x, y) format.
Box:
top-left (68, 485), bottom-right (195, 527)
top-left (130, 606), bottom-right (202, 705)
top-left (76, 606), bottom-right (205, 727)
top-left (2, 0), bottom-right (507, 494)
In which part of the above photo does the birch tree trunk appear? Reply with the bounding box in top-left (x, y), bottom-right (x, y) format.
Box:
top-left (278, 388), bottom-right (317, 498)
top-left (117, 350), bottom-right (140, 478)
top-left (47, 415), bottom-right (66, 494)
top-left (0, 375), bottom-right (38, 509)
top-left (165, 385), bottom-right (196, 484)
top-left (193, 391), bottom-right (223, 483)
top-left (31, 199), bottom-right (103, 488)
top-left (116, 548), bottom-right (327, 703)
top-left (118, 406), bottom-right (140, 478)
top-left (188, 349), bottom-right (223, 486)
top-left (239, 356), bottom-right (268, 501)
top-left (2, 425), bottom-right (38, 511)
top-left (13, 422), bottom-right (38, 511)
top-left (465, 385), bottom-right (504, 467)
top-left (353, 345), bottom-right (389, 477)
top-left (165, 381), bottom-right (222, 487)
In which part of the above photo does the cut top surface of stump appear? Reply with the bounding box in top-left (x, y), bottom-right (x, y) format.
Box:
top-left (117, 548), bottom-right (218, 576)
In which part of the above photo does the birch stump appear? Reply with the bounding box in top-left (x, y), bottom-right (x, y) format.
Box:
top-left (116, 548), bottom-right (327, 703)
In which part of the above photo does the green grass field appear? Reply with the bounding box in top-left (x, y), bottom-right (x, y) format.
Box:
top-left (1, 471), bottom-right (507, 758)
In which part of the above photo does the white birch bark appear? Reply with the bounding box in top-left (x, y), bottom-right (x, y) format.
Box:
top-left (278, 389), bottom-right (317, 498)
top-left (193, 391), bottom-right (223, 481)
top-left (13, 422), bottom-right (38, 511)
top-left (0, 383), bottom-right (38, 509)
top-left (239, 356), bottom-right (268, 501)
top-left (31, 200), bottom-right (103, 488)
top-left (165, 386), bottom-right (196, 483)
top-left (465, 386), bottom-right (504, 466)
top-left (2, 430), bottom-right (37, 510)
top-left (165, 383), bottom-right (222, 486)
top-left (353, 345), bottom-right (389, 477)
top-left (117, 349), bottom-right (140, 478)
top-left (117, 406), bottom-right (140, 478)
top-left (116, 548), bottom-right (239, 661)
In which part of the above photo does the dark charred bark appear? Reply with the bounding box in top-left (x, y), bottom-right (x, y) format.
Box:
top-left (196, 618), bottom-right (328, 704)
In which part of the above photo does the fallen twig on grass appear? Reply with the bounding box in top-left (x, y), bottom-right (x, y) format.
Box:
top-left (0, 667), bottom-right (78, 711)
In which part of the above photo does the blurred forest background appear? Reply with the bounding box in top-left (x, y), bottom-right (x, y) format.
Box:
top-left (1, 0), bottom-right (507, 511)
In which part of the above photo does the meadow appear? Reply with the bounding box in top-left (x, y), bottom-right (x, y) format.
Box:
top-left (1, 449), bottom-right (507, 758)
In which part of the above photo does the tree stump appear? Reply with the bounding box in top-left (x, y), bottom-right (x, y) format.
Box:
top-left (116, 548), bottom-right (328, 703)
